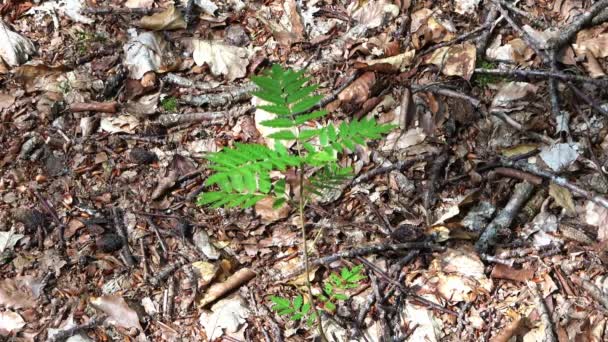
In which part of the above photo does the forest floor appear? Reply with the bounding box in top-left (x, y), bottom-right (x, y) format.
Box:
top-left (2, 0), bottom-right (608, 341)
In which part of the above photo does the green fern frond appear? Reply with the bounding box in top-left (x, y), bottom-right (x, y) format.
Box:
top-left (304, 164), bottom-right (352, 197)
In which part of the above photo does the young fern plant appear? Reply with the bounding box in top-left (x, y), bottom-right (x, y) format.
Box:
top-left (197, 64), bottom-right (393, 338)
top-left (269, 265), bottom-right (366, 327)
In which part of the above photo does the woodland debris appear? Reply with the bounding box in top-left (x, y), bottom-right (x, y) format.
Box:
top-left (200, 268), bottom-right (256, 307)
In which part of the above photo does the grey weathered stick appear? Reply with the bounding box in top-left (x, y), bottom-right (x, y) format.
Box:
top-left (527, 281), bottom-right (557, 342)
top-left (112, 207), bottom-right (136, 267)
top-left (548, 0), bottom-right (608, 50)
top-left (477, 5), bottom-right (499, 56)
top-left (47, 316), bottom-right (106, 342)
top-left (157, 105), bottom-right (253, 127)
top-left (476, 181), bottom-right (535, 253)
top-left (504, 159), bottom-right (608, 209)
top-left (474, 68), bottom-right (608, 86)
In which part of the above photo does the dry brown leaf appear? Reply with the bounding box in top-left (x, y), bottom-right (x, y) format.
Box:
top-left (490, 82), bottom-right (538, 111)
top-left (254, 197), bottom-right (291, 223)
top-left (486, 37), bottom-right (535, 64)
top-left (338, 72), bottom-right (376, 104)
top-left (583, 51), bottom-right (606, 78)
top-left (350, 0), bottom-right (399, 29)
top-left (490, 264), bottom-right (534, 282)
top-left (400, 87), bottom-right (416, 129)
top-left (426, 43), bottom-right (476, 80)
top-left (573, 24), bottom-right (608, 58)
top-left (0, 276), bottom-right (41, 309)
top-left (200, 268), bottom-right (256, 307)
top-left (139, 5), bottom-right (186, 31)
top-left (410, 9), bottom-right (455, 49)
top-left (284, 0), bottom-right (305, 40)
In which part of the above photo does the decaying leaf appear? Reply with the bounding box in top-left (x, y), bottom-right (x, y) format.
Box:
top-left (402, 301), bottom-right (444, 341)
top-left (0, 311), bottom-right (25, 336)
top-left (381, 128), bottom-right (426, 151)
top-left (410, 9), bottom-right (455, 49)
top-left (350, 0), bottom-right (399, 29)
top-left (0, 275), bottom-right (42, 309)
top-left (199, 295), bottom-right (250, 341)
top-left (191, 261), bottom-right (219, 286)
top-left (255, 197), bottom-right (291, 223)
top-left (123, 32), bottom-right (178, 79)
top-left (454, 0), bottom-right (481, 15)
top-left (195, 0), bottom-right (219, 16)
top-left (99, 115), bottom-right (140, 134)
top-left (573, 23), bottom-right (608, 59)
top-left (549, 183), bottom-right (576, 215)
top-left (193, 229), bottom-right (221, 260)
top-left (584, 201), bottom-right (608, 241)
top-left (0, 20), bottom-right (35, 67)
top-left (140, 5), bottom-right (186, 31)
top-left (426, 43), bottom-right (476, 80)
top-left (486, 36), bottom-right (535, 64)
top-left (0, 228), bottom-right (23, 253)
top-left (430, 245), bottom-right (492, 302)
top-left (90, 295), bottom-right (144, 338)
top-left (192, 40), bottom-right (249, 81)
top-left (490, 82), bottom-right (539, 111)
top-left (200, 268), bottom-right (256, 307)
top-left (539, 143), bottom-right (579, 172)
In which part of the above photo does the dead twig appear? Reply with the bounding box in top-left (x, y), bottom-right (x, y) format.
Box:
top-left (357, 257), bottom-right (458, 316)
top-left (111, 207), bottom-right (136, 267)
top-left (157, 105), bottom-right (253, 127)
top-left (527, 281), bottom-right (557, 342)
top-left (475, 181), bottom-right (535, 253)
top-left (494, 167), bottom-right (543, 185)
top-left (32, 189), bottom-right (66, 250)
top-left (474, 68), bottom-right (608, 86)
top-left (70, 101), bottom-right (118, 113)
top-left (149, 258), bottom-right (188, 286)
top-left (503, 159), bottom-right (608, 209)
top-left (561, 263), bottom-right (608, 310)
top-left (548, 0), bottom-right (608, 50)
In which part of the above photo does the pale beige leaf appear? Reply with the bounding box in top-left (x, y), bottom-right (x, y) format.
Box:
top-left (350, 0), bottom-right (399, 29)
top-left (140, 5), bottom-right (186, 31)
top-left (0, 311), bottom-right (25, 336)
top-left (90, 295), bottom-right (143, 334)
top-left (192, 40), bottom-right (249, 81)
top-left (0, 20), bottom-right (35, 67)
top-left (584, 201), bottom-right (608, 241)
top-left (359, 51), bottom-right (415, 73)
top-left (199, 296), bottom-right (250, 340)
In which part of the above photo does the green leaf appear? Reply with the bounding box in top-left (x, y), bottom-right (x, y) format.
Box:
top-left (257, 104), bottom-right (291, 116)
top-left (292, 95), bottom-right (323, 113)
top-left (251, 76), bottom-right (281, 95)
top-left (260, 117), bottom-right (296, 128)
top-left (278, 308), bottom-right (295, 315)
top-left (294, 110), bottom-right (327, 125)
top-left (291, 313), bottom-right (304, 321)
top-left (273, 197), bottom-right (286, 209)
top-left (306, 312), bottom-right (317, 327)
top-left (333, 293), bottom-right (349, 301)
top-left (252, 91), bottom-right (284, 105)
top-left (301, 302), bottom-right (311, 314)
top-left (270, 296), bottom-right (290, 309)
top-left (268, 130), bottom-right (297, 140)
top-left (293, 295), bottom-right (303, 310)
top-left (324, 301), bottom-right (336, 311)
top-left (287, 84), bottom-right (319, 104)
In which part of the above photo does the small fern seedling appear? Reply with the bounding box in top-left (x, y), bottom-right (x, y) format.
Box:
top-left (197, 65), bottom-right (393, 339)
top-left (269, 265), bottom-right (366, 326)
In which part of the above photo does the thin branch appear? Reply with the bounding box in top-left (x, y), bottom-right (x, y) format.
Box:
top-left (474, 68), bottom-right (608, 86)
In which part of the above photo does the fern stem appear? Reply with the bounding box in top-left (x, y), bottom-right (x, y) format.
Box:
top-left (298, 168), bottom-right (327, 342)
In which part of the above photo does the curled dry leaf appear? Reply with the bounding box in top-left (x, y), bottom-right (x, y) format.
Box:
top-left (402, 301), bottom-right (444, 342)
top-left (486, 36), bottom-right (535, 64)
top-left (454, 0), bottom-right (481, 15)
top-left (338, 72), bottom-right (376, 104)
top-left (199, 295), bottom-right (251, 341)
top-left (90, 295), bottom-right (144, 339)
top-left (193, 229), bottom-right (220, 260)
top-left (0, 311), bottom-right (25, 336)
top-left (139, 5), bottom-right (186, 31)
top-left (350, 0), bottom-right (399, 29)
top-left (573, 24), bottom-right (608, 59)
top-left (426, 43), bottom-right (476, 80)
top-left (490, 82), bottom-right (539, 111)
top-left (0, 19), bottom-right (35, 67)
top-left (200, 268), bottom-right (256, 307)
top-left (0, 228), bottom-right (24, 253)
top-left (357, 50), bottom-right (415, 73)
top-left (192, 40), bottom-right (249, 81)
top-left (410, 9), bottom-right (455, 49)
